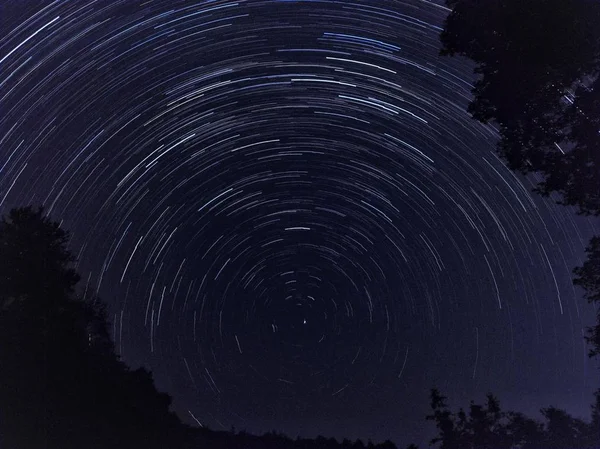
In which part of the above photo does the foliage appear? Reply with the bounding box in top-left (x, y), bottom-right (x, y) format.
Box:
top-left (0, 206), bottom-right (80, 303)
top-left (423, 388), bottom-right (600, 449)
top-left (440, 0), bottom-right (600, 358)
top-left (440, 0), bottom-right (600, 212)
top-left (0, 206), bottom-right (183, 449)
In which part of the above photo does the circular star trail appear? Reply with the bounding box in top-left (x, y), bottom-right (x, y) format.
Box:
top-left (1, 0), bottom-right (598, 446)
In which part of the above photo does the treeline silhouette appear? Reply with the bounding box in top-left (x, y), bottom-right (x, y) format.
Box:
top-left (0, 205), bottom-right (599, 449)
top-left (184, 427), bottom-right (398, 449)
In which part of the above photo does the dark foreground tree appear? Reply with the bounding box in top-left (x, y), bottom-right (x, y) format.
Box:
top-left (440, 0), bottom-right (600, 358)
top-left (0, 206), bottom-right (183, 449)
top-left (440, 0), bottom-right (600, 206)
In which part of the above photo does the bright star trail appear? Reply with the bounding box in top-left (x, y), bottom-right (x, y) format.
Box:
top-left (1, 1), bottom-right (598, 446)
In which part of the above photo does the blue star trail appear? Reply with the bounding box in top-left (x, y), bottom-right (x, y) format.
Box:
top-left (0, 1), bottom-right (598, 446)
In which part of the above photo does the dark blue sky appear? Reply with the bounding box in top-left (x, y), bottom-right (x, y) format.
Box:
top-left (0, 1), bottom-right (598, 447)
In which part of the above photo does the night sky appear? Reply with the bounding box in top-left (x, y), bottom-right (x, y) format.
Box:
top-left (1, 1), bottom-right (599, 447)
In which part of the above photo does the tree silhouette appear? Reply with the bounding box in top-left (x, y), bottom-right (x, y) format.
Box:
top-left (439, 0), bottom-right (600, 360)
top-left (0, 206), bottom-right (80, 303)
top-left (0, 206), bottom-right (183, 449)
top-left (440, 0), bottom-right (600, 211)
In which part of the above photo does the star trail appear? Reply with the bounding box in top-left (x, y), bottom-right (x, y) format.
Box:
top-left (1, 0), bottom-right (598, 446)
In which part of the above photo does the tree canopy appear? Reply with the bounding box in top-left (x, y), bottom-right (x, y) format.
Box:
top-left (440, 0), bottom-right (600, 358)
top-left (0, 206), bottom-right (183, 449)
top-left (440, 0), bottom-right (600, 216)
